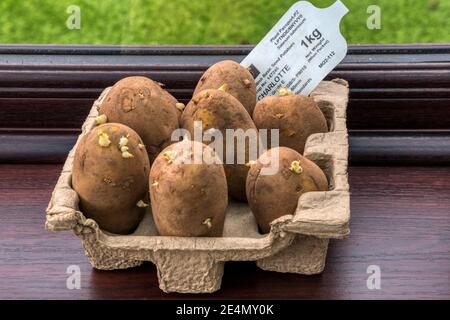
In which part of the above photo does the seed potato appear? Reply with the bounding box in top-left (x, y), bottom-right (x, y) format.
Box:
top-left (253, 93), bottom-right (328, 154)
top-left (149, 140), bottom-right (228, 237)
top-left (246, 146), bottom-right (328, 233)
top-left (181, 88), bottom-right (257, 201)
top-left (193, 60), bottom-right (256, 115)
top-left (98, 76), bottom-right (180, 163)
top-left (72, 123), bottom-right (150, 235)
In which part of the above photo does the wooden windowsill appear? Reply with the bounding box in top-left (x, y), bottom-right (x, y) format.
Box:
top-left (0, 164), bottom-right (448, 299)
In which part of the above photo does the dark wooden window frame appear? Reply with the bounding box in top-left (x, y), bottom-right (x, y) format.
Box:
top-left (0, 44), bottom-right (449, 165)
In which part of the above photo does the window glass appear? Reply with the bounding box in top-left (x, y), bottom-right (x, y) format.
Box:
top-left (0, 0), bottom-right (448, 45)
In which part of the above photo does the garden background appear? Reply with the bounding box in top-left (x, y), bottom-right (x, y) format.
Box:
top-left (0, 0), bottom-right (448, 45)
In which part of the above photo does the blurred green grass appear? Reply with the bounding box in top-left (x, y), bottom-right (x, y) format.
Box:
top-left (0, 0), bottom-right (449, 45)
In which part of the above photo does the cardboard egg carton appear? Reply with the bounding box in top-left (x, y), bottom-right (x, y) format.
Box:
top-left (46, 78), bottom-right (350, 293)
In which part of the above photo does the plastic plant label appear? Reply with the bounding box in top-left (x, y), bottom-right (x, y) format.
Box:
top-left (241, 0), bottom-right (349, 100)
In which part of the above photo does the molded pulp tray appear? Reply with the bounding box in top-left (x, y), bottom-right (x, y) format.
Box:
top-left (46, 78), bottom-right (350, 293)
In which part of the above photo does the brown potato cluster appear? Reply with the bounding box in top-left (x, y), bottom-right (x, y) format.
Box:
top-left (72, 65), bottom-right (331, 238)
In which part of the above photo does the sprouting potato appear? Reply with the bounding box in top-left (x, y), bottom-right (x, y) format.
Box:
top-left (252, 90), bottom-right (328, 154)
top-left (193, 60), bottom-right (256, 115)
top-left (72, 123), bottom-right (150, 234)
top-left (181, 88), bottom-right (257, 201)
top-left (98, 76), bottom-right (180, 163)
top-left (149, 140), bottom-right (228, 237)
top-left (246, 146), bottom-right (328, 233)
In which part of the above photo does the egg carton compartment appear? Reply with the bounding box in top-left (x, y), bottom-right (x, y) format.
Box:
top-left (46, 78), bottom-right (350, 293)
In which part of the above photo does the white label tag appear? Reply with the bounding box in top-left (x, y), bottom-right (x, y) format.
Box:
top-left (241, 0), bottom-right (348, 100)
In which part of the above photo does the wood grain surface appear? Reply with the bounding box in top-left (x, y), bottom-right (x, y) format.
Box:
top-left (1, 44), bottom-right (449, 165)
top-left (0, 164), bottom-right (448, 299)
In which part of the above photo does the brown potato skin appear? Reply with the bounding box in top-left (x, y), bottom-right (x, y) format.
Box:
top-left (72, 123), bottom-right (150, 235)
top-left (98, 76), bottom-right (179, 163)
top-left (194, 60), bottom-right (256, 115)
top-left (149, 79), bottom-right (183, 122)
top-left (253, 95), bottom-right (328, 154)
top-left (149, 140), bottom-right (228, 237)
top-left (181, 89), bottom-right (257, 201)
top-left (246, 147), bottom-right (328, 234)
